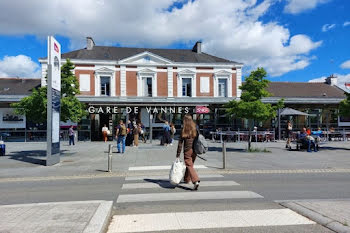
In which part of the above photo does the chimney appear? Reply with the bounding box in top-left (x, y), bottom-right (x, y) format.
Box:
top-left (86, 37), bottom-right (95, 50)
top-left (192, 41), bottom-right (202, 54)
top-left (325, 74), bottom-right (337, 86)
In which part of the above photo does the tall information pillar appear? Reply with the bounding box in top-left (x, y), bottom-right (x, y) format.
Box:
top-left (46, 36), bottom-right (61, 166)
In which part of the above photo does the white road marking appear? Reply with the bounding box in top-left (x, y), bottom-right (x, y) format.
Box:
top-left (122, 181), bottom-right (239, 189)
top-left (125, 174), bottom-right (224, 181)
top-left (117, 191), bottom-right (263, 203)
top-left (128, 165), bottom-right (207, 171)
top-left (107, 209), bottom-right (315, 233)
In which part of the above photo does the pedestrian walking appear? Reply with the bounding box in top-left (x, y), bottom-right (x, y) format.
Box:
top-left (162, 121), bottom-right (171, 146)
top-left (285, 121), bottom-right (292, 149)
top-left (102, 124), bottom-right (108, 142)
top-left (170, 123), bottom-right (176, 145)
top-left (69, 125), bottom-right (75, 146)
top-left (139, 122), bottom-right (146, 143)
top-left (116, 120), bottom-right (127, 153)
top-left (176, 114), bottom-right (200, 190)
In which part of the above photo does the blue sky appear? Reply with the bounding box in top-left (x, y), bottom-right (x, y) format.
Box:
top-left (0, 0), bottom-right (349, 87)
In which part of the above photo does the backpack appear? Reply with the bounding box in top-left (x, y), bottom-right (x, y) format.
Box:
top-left (119, 124), bottom-right (127, 136)
top-left (193, 131), bottom-right (208, 155)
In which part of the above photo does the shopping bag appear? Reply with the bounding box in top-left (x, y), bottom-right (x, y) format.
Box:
top-left (169, 158), bottom-right (186, 185)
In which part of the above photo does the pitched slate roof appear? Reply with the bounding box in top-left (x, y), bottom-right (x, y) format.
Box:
top-left (60, 46), bottom-right (240, 64)
top-left (0, 78), bottom-right (41, 95)
top-left (265, 82), bottom-right (345, 98)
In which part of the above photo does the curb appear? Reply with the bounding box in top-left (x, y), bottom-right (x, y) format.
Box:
top-left (83, 201), bottom-right (113, 233)
top-left (280, 202), bottom-right (350, 233)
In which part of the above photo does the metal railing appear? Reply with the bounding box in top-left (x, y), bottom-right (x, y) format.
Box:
top-left (210, 130), bottom-right (276, 143)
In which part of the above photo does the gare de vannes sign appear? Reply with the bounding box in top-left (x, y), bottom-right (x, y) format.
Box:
top-left (87, 106), bottom-right (210, 114)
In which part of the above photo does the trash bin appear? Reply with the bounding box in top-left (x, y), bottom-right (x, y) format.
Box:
top-left (0, 141), bottom-right (5, 156)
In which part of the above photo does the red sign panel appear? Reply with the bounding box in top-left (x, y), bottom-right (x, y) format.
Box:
top-left (196, 106), bottom-right (210, 114)
top-left (54, 43), bottom-right (59, 53)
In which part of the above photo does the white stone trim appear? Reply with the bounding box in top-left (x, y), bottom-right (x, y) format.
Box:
top-left (119, 51), bottom-right (172, 64)
top-left (137, 68), bottom-right (157, 97)
top-left (214, 70), bottom-right (232, 97)
top-left (94, 67), bottom-right (115, 97)
top-left (167, 67), bottom-right (173, 97)
top-left (120, 65), bottom-right (126, 97)
top-left (236, 68), bottom-right (242, 98)
top-left (41, 63), bottom-right (48, 86)
top-left (177, 71), bottom-right (196, 97)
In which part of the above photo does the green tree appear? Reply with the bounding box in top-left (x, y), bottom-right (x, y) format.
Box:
top-left (225, 67), bottom-right (283, 150)
top-left (339, 92), bottom-right (350, 117)
top-left (12, 59), bottom-right (86, 123)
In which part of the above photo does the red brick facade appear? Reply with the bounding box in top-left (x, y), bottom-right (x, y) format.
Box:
top-left (196, 73), bottom-right (214, 97)
top-left (126, 71), bottom-right (137, 96)
top-left (75, 70), bottom-right (95, 96)
top-left (74, 67), bottom-right (238, 98)
top-left (157, 72), bottom-right (168, 96)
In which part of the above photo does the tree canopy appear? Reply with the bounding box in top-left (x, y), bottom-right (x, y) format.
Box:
top-left (12, 59), bottom-right (86, 123)
top-left (339, 92), bottom-right (350, 117)
top-left (225, 67), bottom-right (283, 149)
top-left (226, 67), bottom-right (283, 122)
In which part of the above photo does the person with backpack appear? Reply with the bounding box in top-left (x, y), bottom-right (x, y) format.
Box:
top-left (176, 114), bottom-right (200, 190)
top-left (162, 121), bottom-right (171, 146)
top-left (116, 120), bottom-right (127, 153)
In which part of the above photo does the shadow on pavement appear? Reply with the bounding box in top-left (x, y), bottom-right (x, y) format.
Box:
top-left (208, 147), bottom-right (245, 152)
top-left (8, 150), bottom-right (68, 166)
top-left (143, 178), bottom-right (193, 191)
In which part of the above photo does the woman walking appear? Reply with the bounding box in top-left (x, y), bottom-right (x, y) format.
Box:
top-left (102, 124), bottom-right (108, 142)
top-left (176, 114), bottom-right (200, 190)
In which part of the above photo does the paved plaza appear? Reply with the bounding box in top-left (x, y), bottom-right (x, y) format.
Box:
top-left (0, 140), bottom-right (350, 232)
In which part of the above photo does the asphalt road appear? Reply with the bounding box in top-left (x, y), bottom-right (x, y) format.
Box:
top-left (1, 172), bottom-right (349, 232)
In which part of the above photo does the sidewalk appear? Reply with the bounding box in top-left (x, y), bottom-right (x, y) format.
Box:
top-left (280, 199), bottom-right (350, 233)
top-left (0, 200), bottom-right (113, 233)
top-left (0, 140), bottom-right (350, 180)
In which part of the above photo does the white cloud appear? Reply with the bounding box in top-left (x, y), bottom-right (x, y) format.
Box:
top-left (321, 23), bottom-right (336, 32)
top-left (344, 21), bottom-right (350, 27)
top-left (340, 60), bottom-right (350, 69)
top-left (0, 0), bottom-right (322, 77)
top-left (284, 0), bottom-right (330, 14)
top-left (309, 73), bottom-right (350, 92)
top-left (0, 55), bottom-right (40, 78)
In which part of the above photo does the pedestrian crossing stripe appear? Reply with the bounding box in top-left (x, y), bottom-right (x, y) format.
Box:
top-left (107, 209), bottom-right (315, 233)
top-left (122, 180), bottom-right (240, 189)
top-left (125, 174), bottom-right (223, 181)
top-left (128, 165), bottom-right (207, 171)
top-left (117, 191), bottom-right (263, 203)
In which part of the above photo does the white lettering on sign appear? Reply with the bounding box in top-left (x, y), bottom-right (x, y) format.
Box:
top-left (88, 106), bottom-right (95, 114)
top-left (106, 106), bottom-right (111, 114)
top-left (113, 107), bottom-right (118, 114)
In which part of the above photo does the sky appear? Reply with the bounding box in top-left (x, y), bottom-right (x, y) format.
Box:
top-left (0, 0), bottom-right (349, 89)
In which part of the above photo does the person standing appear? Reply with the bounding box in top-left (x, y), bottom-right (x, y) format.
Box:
top-left (285, 121), bottom-right (292, 149)
top-left (69, 125), bottom-right (75, 146)
top-left (139, 122), bottom-right (146, 143)
top-left (126, 120), bottom-right (133, 146)
top-left (176, 114), bottom-right (200, 190)
top-left (102, 124), bottom-right (108, 142)
top-left (116, 120), bottom-right (127, 153)
top-left (133, 122), bottom-right (139, 147)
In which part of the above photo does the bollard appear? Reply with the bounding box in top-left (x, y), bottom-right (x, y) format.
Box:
top-left (108, 144), bottom-right (113, 172)
top-left (222, 141), bottom-right (226, 169)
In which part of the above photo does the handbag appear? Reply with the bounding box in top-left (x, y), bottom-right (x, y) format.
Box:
top-left (169, 158), bottom-right (186, 185)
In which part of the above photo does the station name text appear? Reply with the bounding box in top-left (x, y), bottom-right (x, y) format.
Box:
top-left (88, 106), bottom-right (190, 114)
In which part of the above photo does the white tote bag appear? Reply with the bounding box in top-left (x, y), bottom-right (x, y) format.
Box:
top-left (169, 158), bottom-right (186, 185)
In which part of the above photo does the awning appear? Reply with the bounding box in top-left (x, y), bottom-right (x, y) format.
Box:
top-left (280, 107), bottom-right (309, 116)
